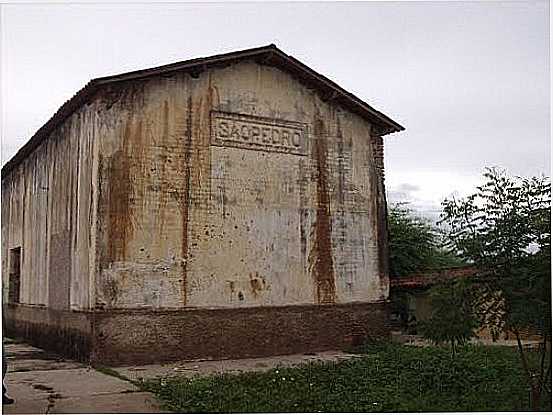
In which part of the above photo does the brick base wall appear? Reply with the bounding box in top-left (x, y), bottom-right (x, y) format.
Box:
top-left (4, 304), bottom-right (93, 362)
top-left (5, 302), bottom-right (391, 366)
top-left (93, 302), bottom-right (391, 366)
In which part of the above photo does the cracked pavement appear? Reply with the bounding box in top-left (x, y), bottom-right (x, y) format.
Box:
top-left (2, 340), bottom-right (167, 414)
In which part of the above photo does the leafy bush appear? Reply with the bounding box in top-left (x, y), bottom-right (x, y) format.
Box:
top-left (388, 203), bottom-right (465, 277)
top-left (440, 167), bottom-right (551, 410)
top-left (418, 279), bottom-right (479, 357)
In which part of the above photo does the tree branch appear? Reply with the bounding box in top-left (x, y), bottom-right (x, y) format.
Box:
top-left (540, 333), bottom-right (547, 381)
top-left (544, 359), bottom-right (552, 392)
top-left (514, 328), bottom-right (534, 390)
top-left (538, 333), bottom-right (548, 396)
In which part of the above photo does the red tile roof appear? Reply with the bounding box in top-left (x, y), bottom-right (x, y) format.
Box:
top-left (390, 266), bottom-right (478, 289)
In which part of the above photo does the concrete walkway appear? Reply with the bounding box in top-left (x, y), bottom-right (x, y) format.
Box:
top-left (5, 336), bottom-right (540, 413)
top-left (116, 350), bottom-right (361, 383)
top-left (3, 339), bottom-right (361, 413)
top-left (2, 340), bottom-right (167, 414)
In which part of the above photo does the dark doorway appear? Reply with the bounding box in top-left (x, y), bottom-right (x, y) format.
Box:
top-left (9, 247), bottom-right (21, 304)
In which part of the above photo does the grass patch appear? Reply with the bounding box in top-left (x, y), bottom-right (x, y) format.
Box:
top-left (141, 343), bottom-right (552, 413)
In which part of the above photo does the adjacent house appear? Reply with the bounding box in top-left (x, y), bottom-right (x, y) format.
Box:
top-left (389, 266), bottom-right (542, 341)
top-left (2, 45), bottom-right (404, 365)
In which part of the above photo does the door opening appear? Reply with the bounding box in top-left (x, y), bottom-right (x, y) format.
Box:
top-left (9, 247), bottom-right (21, 304)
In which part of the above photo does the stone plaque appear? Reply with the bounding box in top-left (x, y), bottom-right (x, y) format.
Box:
top-left (211, 112), bottom-right (307, 155)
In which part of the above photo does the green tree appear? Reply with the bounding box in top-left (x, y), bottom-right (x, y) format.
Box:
top-left (388, 203), bottom-right (465, 277)
top-left (418, 279), bottom-right (479, 358)
top-left (440, 167), bottom-right (551, 410)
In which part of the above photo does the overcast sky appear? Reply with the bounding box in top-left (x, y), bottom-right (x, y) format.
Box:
top-left (1, 1), bottom-right (550, 220)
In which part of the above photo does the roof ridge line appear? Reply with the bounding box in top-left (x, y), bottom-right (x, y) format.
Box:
top-left (2, 44), bottom-right (404, 176)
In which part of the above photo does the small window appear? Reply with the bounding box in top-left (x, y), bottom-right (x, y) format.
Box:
top-left (9, 247), bottom-right (21, 304)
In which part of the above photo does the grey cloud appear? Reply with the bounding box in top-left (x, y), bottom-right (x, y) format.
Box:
top-left (396, 183), bottom-right (420, 193)
top-left (2, 2), bottom-right (549, 212)
top-left (387, 182), bottom-right (422, 203)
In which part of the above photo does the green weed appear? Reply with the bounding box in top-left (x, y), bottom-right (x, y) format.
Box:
top-left (141, 344), bottom-right (551, 413)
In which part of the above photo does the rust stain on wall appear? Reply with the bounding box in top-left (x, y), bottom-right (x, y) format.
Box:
top-left (107, 121), bottom-right (133, 262)
top-left (179, 96), bottom-right (194, 305)
top-left (190, 78), bottom-right (214, 211)
top-left (335, 116), bottom-right (347, 247)
top-left (309, 117), bottom-right (336, 304)
top-left (228, 280), bottom-right (235, 299)
top-left (156, 101), bottom-right (170, 235)
top-left (249, 272), bottom-right (268, 298)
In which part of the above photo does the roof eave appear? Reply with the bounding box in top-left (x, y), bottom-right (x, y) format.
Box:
top-left (1, 44), bottom-right (404, 178)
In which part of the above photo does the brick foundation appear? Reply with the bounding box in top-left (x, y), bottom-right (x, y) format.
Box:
top-left (5, 302), bottom-right (391, 366)
top-left (4, 304), bottom-right (93, 362)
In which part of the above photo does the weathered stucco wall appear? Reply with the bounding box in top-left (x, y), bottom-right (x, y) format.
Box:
top-left (1, 104), bottom-right (99, 310)
top-left (94, 59), bottom-right (389, 309)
